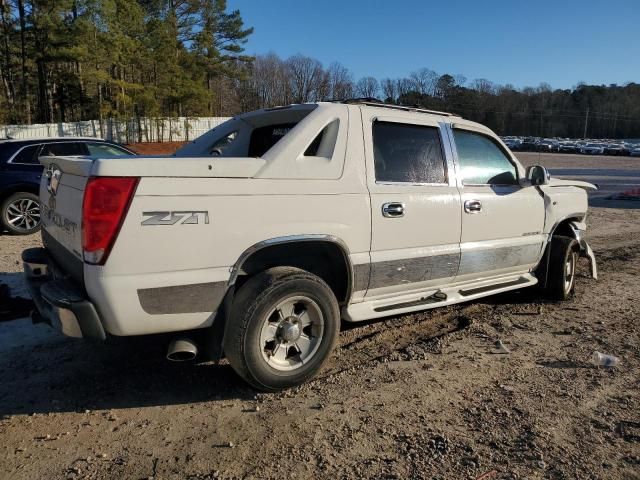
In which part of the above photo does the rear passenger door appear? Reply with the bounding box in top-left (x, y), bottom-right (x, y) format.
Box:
top-left (363, 112), bottom-right (462, 299)
top-left (449, 125), bottom-right (545, 282)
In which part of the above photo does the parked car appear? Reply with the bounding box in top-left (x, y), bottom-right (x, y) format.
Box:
top-left (521, 137), bottom-right (539, 152)
top-left (630, 146), bottom-right (640, 157)
top-left (502, 138), bottom-right (523, 151)
top-left (604, 143), bottom-right (626, 156)
top-left (580, 143), bottom-right (605, 155)
top-left (536, 140), bottom-right (559, 152)
top-left (23, 101), bottom-right (597, 391)
top-left (0, 138), bottom-right (134, 235)
top-left (558, 142), bottom-right (579, 153)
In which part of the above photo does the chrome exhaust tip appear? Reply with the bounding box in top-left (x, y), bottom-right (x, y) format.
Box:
top-left (167, 337), bottom-right (198, 362)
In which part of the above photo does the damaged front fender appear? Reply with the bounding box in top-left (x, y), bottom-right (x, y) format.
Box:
top-left (569, 221), bottom-right (598, 280)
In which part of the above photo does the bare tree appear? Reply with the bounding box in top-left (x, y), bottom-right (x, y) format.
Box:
top-left (395, 78), bottom-right (413, 99)
top-left (356, 76), bottom-right (379, 98)
top-left (286, 54), bottom-right (325, 103)
top-left (471, 78), bottom-right (495, 95)
top-left (326, 61), bottom-right (353, 100)
top-left (251, 53), bottom-right (291, 108)
top-left (380, 78), bottom-right (396, 102)
top-left (453, 74), bottom-right (467, 87)
top-left (410, 68), bottom-right (438, 95)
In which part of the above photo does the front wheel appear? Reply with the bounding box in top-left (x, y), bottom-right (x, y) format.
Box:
top-left (545, 236), bottom-right (579, 301)
top-left (1, 192), bottom-right (41, 235)
top-left (224, 267), bottom-right (340, 391)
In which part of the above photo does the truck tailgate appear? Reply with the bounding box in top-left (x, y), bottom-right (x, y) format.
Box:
top-left (39, 156), bottom-right (92, 282)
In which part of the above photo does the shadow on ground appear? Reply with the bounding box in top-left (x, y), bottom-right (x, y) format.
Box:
top-left (590, 197), bottom-right (640, 209)
top-left (0, 322), bottom-right (257, 418)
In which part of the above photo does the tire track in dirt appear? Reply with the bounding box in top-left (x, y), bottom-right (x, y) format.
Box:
top-left (315, 234), bottom-right (640, 385)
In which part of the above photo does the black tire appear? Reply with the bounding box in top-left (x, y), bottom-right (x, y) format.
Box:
top-left (545, 235), bottom-right (579, 301)
top-left (224, 267), bottom-right (340, 392)
top-left (1, 192), bottom-right (41, 235)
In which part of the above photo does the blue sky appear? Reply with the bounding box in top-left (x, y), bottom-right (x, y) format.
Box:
top-left (231, 0), bottom-right (639, 90)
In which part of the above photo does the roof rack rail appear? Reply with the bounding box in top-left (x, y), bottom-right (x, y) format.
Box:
top-left (334, 98), bottom-right (460, 117)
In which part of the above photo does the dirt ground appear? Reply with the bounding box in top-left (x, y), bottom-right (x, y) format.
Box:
top-left (1, 153), bottom-right (639, 479)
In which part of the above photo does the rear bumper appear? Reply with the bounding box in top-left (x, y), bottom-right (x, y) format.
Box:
top-left (22, 247), bottom-right (106, 340)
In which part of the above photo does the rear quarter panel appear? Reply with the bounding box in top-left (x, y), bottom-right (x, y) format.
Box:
top-left (90, 178), bottom-right (371, 336)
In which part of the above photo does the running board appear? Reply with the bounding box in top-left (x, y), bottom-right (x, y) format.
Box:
top-left (459, 277), bottom-right (531, 297)
top-left (374, 291), bottom-right (447, 312)
top-left (344, 274), bottom-right (538, 322)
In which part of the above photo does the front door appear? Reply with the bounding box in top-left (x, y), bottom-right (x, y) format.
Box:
top-left (449, 125), bottom-right (545, 283)
top-left (363, 110), bottom-right (462, 299)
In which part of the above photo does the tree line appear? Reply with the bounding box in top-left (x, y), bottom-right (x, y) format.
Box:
top-left (0, 1), bottom-right (638, 139)
top-left (240, 58), bottom-right (640, 139)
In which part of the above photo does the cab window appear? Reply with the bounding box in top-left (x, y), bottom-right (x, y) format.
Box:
top-left (372, 121), bottom-right (447, 184)
top-left (453, 130), bottom-right (517, 185)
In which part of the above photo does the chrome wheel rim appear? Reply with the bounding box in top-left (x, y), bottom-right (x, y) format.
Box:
top-left (259, 295), bottom-right (324, 371)
top-left (5, 198), bottom-right (40, 232)
top-left (564, 251), bottom-right (577, 294)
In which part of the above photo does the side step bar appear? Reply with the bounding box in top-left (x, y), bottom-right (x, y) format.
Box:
top-left (344, 273), bottom-right (538, 322)
top-left (459, 277), bottom-right (531, 297)
top-left (375, 291), bottom-right (447, 313)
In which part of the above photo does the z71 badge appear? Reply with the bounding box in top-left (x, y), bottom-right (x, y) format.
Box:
top-left (141, 211), bottom-right (209, 226)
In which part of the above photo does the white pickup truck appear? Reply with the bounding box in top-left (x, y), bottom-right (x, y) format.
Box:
top-left (22, 100), bottom-right (597, 391)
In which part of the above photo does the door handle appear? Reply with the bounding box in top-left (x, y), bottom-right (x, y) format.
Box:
top-left (382, 202), bottom-right (405, 218)
top-left (464, 200), bottom-right (482, 214)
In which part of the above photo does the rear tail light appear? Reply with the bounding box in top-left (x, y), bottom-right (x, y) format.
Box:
top-left (82, 176), bottom-right (139, 265)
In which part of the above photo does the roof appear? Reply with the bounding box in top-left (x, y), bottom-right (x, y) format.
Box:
top-left (334, 98), bottom-right (461, 118)
top-left (0, 136), bottom-right (108, 143)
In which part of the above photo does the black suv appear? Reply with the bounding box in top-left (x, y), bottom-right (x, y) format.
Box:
top-left (0, 138), bottom-right (134, 235)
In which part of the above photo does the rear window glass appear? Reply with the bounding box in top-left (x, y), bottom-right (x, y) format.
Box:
top-left (248, 123), bottom-right (297, 157)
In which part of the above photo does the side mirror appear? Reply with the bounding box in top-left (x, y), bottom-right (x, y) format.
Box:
top-left (526, 165), bottom-right (550, 186)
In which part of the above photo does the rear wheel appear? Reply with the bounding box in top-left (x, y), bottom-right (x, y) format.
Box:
top-left (545, 236), bottom-right (579, 301)
top-left (1, 192), bottom-right (41, 235)
top-left (224, 267), bottom-right (340, 391)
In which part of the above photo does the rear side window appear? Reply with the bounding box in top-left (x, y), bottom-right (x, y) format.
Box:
top-left (453, 130), bottom-right (517, 185)
top-left (86, 142), bottom-right (132, 156)
top-left (40, 142), bottom-right (87, 157)
top-left (11, 145), bottom-right (40, 164)
top-left (373, 121), bottom-right (446, 184)
top-left (248, 123), bottom-right (297, 157)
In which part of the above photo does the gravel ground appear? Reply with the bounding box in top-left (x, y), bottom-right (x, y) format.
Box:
top-left (1, 153), bottom-right (639, 479)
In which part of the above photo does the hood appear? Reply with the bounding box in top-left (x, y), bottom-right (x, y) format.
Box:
top-left (547, 178), bottom-right (598, 191)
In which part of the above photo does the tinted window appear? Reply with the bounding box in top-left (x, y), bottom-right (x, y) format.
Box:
top-left (209, 131), bottom-right (237, 156)
top-left (453, 130), bottom-right (517, 185)
top-left (12, 145), bottom-right (40, 164)
top-left (86, 142), bottom-right (132, 156)
top-left (248, 123), bottom-right (297, 157)
top-left (373, 121), bottom-right (446, 183)
top-left (40, 142), bottom-right (87, 157)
